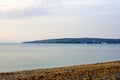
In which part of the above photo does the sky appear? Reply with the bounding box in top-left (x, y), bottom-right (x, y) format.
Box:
top-left (0, 0), bottom-right (120, 42)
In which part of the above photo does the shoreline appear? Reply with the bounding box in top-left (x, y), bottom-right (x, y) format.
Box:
top-left (0, 61), bottom-right (120, 80)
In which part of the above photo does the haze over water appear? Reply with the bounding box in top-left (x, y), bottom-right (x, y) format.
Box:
top-left (0, 43), bottom-right (120, 72)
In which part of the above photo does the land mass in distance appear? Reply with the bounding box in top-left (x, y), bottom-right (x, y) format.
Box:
top-left (23, 38), bottom-right (120, 44)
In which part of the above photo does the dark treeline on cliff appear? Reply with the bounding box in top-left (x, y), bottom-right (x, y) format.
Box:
top-left (23, 38), bottom-right (120, 44)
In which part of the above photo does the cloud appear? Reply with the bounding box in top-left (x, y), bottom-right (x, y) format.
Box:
top-left (60, 0), bottom-right (110, 6)
top-left (0, 0), bottom-right (58, 12)
top-left (0, 0), bottom-right (60, 18)
top-left (54, 0), bottom-right (120, 17)
top-left (0, 0), bottom-right (120, 18)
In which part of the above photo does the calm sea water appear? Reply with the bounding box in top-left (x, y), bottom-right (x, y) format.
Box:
top-left (0, 43), bottom-right (120, 72)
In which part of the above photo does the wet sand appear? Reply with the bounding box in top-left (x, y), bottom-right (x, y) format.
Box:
top-left (0, 61), bottom-right (120, 80)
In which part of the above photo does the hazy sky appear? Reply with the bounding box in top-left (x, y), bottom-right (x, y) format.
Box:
top-left (0, 0), bottom-right (120, 42)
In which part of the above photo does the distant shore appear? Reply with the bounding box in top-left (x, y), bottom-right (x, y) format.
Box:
top-left (23, 38), bottom-right (120, 44)
top-left (0, 61), bottom-right (120, 80)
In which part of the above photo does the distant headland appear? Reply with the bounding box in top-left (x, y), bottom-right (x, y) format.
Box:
top-left (23, 38), bottom-right (120, 44)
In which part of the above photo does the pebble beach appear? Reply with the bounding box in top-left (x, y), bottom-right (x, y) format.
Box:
top-left (0, 61), bottom-right (120, 80)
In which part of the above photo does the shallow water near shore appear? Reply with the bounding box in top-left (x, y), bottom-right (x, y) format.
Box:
top-left (0, 43), bottom-right (120, 72)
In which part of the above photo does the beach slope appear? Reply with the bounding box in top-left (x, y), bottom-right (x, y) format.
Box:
top-left (0, 61), bottom-right (120, 80)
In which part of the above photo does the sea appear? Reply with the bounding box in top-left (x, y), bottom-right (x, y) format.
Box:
top-left (0, 43), bottom-right (120, 72)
